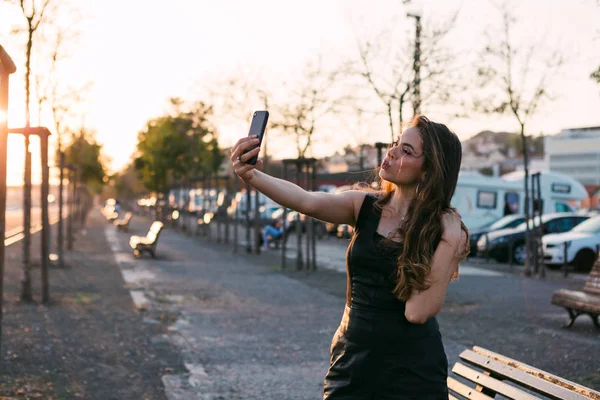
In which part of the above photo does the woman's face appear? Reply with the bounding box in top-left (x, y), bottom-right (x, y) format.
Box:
top-left (379, 127), bottom-right (425, 186)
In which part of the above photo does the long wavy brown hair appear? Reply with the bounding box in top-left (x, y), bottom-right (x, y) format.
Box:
top-left (374, 115), bottom-right (469, 301)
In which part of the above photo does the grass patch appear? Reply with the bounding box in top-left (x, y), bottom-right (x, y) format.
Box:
top-left (72, 292), bottom-right (100, 305)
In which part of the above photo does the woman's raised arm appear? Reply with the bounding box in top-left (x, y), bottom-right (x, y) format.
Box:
top-left (231, 136), bottom-right (366, 226)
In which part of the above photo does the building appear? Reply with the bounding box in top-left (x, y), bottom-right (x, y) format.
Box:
top-left (546, 126), bottom-right (600, 185)
top-left (545, 126), bottom-right (600, 209)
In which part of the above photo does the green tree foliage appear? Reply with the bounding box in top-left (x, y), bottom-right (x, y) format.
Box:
top-left (134, 98), bottom-right (222, 193)
top-left (113, 162), bottom-right (146, 199)
top-left (61, 128), bottom-right (107, 194)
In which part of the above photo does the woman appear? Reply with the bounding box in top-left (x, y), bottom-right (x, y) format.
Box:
top-left (230, 115), bottom-right (469, 399)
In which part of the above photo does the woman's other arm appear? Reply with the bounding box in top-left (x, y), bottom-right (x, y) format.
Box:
top-left (404, 212), bottom-right (466, 324)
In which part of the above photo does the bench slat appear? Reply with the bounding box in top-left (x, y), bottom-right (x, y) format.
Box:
top-left (452, 362), bottom-right (541, 399)
top-left (460, 350), bottom-right (594, 400)
top-left (448, 394), bottom-right (459, 400)
top-left (551, 290), bottom-right (600, 314)
top-left (584, 260), bottom-right (600, 295)
top-left (584, 277), bottom-right (600, 295)
top-left (472, 347), bottom-right (600, 400)
top-left (448, 377), bottom-right (494, 400)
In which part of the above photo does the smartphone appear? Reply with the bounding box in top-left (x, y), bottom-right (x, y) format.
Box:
top-left (245, 110), bottom-right (269, 165)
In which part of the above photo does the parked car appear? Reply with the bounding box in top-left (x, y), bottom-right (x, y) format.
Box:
top-left (468, 214), bottom-right (526, 256)
top-left (477, 213), bottom-right (589, 264)
top-left (542, 215), bottom-right (600, 271)
top-left (257, 204), bottom-right (284, 226)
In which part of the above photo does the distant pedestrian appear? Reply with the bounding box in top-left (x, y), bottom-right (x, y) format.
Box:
top-left (231, 115), bottom-right (469, 399)
top-left (262, 218), bottom-right (283, 250)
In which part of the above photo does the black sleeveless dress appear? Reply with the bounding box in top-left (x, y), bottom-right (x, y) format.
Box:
top-left (323, 194), bottom-right (449, 399)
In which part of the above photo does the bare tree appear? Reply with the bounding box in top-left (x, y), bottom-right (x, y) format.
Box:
top-left (43, 24), bottom-right (90, 266)
top-left (350, 9), bottom-right (464, 143)
top-left (592, 66), bottom-right (600, 84)
top-left (11, 0), bottom-right (54, 301)
top-left (271, 59), bottom-right (342, 158)
top-left (355, 36), bottom-right (412, 143)
top-left (208, 75), bottom-right (272, 168)
top-left (475, 2), bottom-right (564, 276)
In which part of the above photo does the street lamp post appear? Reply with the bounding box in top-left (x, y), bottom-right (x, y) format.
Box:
top-left (375, 142), bottom-right (390, 167)
top-left (0, 43), bottom-right (17, 363)
top-left (407, 12), bottom-right (422, 116)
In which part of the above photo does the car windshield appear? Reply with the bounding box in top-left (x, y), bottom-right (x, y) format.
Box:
top-left (571, 216), bottom-right (600, 234)
top-left (488, 215), bottom-right (522, 230)
top-left (516, 215), bottom-right (551, 230)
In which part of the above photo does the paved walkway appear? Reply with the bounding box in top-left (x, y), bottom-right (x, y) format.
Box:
top-left (3, 209), bottom-right (596, 399)
top-left (111, 213), bottom-right (599, 398)
top-left (0, 211), bottom-right (181, 399)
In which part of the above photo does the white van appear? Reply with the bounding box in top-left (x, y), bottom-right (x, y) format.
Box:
top-left (501, 170), bottom-right (588, 214)
top-left (452, 170), bottom-right (588, 231)
top-left (452, 172), bottom-right (523, 230)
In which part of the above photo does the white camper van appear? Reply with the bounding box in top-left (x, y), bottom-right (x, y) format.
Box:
top-left (452, 170), bottom-right (588, 230)
top-left (452, 172), bottom-right (522, 230)
top-left (502, 170), bottom-right (588, 214)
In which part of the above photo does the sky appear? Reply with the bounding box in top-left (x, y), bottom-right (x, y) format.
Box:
top-left (1, 0), bottom-right (599, 186)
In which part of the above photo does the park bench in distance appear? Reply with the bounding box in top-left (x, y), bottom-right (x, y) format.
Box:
top-left (129, 221), bottom-right (163, 259)
top-left (448, 346), bottom-right (600, 399)
top-left (551, 256), bottom-right (600, 328)
top-left (114, 211), bottom-right (133, 232)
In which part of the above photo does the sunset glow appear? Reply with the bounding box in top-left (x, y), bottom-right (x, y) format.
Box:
top-left (0, 0), bottom-right (599, 186)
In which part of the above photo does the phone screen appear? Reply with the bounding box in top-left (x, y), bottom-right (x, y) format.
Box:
top-left (246, 111), bottom-right (269, 165)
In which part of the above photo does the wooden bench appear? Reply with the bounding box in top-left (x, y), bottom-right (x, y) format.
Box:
top-left (448, 346), bottom-right (600, 399)
top-left (114, 211), bottom-right (133, 231)
top-left (551, 256), bottom-right (600, 328)
top-left (129, 221), bottom-right (163, 259)
top-left (195, 211), bottom-right (213, 237)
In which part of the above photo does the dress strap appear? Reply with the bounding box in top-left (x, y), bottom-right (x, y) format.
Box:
top-left (355, 193), bottom-right (379, 233)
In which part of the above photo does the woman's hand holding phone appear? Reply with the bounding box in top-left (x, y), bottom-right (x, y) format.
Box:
top-left (230, 135), bottom-right (263, 182)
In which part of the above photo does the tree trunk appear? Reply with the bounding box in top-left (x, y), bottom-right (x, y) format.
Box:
top-left (387, 103), bottom-right (394, 143)
top-left (57, 151), bottom-right (64, 265)
top-left (520, 123), bottom-right (532, 276)
top-left (40, 133), bottom-right (50, 303)
top-left (398, 94), bottom-right (406, 137)
top-left (21, 133), bottom-right (32, 302)
top-left (21, 27), bottom-right (34, 302)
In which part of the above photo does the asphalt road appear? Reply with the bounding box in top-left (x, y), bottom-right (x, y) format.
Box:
top-left (106, 214), bottom-right (599, 399)
top-left (4, 205), bottom-right (61, 236)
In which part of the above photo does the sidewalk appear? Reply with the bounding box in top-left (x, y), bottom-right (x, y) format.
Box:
top-left (2, 210), bottom-right (597, 399)
top-left (114, 213), bottom-right (599, 398)
top-left (0, 212), bottom-right (183, 399)
top-left (107, 214), bottom-right (346, 400)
